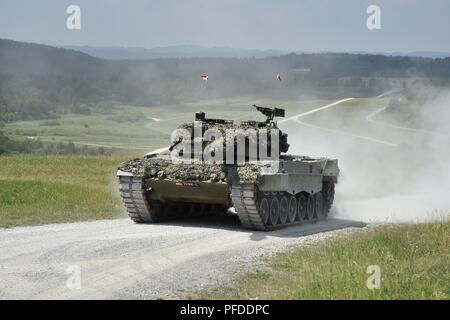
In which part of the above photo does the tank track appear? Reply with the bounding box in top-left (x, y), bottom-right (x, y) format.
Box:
top-left (231, 185), bottom-right (267, 230)
top-left (119, 175), bottom-right (334, 229)
top-left (119, 175), bottom-right (228, 223)
top-left (231, 181), bottom-right (335, 231)
top-left (118, 175), bottom-right (159, 223)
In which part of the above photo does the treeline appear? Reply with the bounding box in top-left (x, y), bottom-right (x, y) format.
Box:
top-left (1, 39), bottom-right (450, 123)
top-left (0, 74), bottom-right (125, 122)
top-left (0, 130), bottom-right (111, 155)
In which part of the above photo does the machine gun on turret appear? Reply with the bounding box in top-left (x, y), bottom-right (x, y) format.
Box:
top-left (252, 105), bottom-right (285, 124)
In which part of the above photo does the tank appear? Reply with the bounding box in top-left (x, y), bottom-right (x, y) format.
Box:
top-left (117, 105), bottom-right (339, 231)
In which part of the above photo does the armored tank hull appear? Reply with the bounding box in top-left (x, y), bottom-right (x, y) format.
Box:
top-left (117, 154), bottom-right (338, 231)
top-left (117, 106), bottom-right (339, 230)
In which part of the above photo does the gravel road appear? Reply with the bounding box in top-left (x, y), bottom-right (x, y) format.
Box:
top-left (0, 217), bottom-right (365, 299)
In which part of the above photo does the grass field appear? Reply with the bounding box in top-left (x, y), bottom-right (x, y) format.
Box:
top-left (0, 155), bottom-right (127, 227)
top-left (3, 98), bottom-right (330, 156)
top-left (198, 220), bottom-right (450, 300)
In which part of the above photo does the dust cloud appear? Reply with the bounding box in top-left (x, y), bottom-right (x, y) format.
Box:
top-left (283, 88), bottom-right (450, 223)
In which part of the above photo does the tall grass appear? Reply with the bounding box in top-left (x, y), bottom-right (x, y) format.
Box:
top-left (0, 155), bottom-right (127, 227)
top-left (199, 221), bottom-right (450, 300)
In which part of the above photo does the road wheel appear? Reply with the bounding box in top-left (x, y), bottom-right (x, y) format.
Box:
top-left (297, 194), bottom-right (307, 222)
top-left (306, 194), bottom-right (315, 220)
top-left (288, 196), bottom-right (297, 223)
top-left (269, 196), bottom-right (280, 225)
top-left (279, 195), bottom-right (289, 225)
top-left (259, 196), bottom-right (270, 225)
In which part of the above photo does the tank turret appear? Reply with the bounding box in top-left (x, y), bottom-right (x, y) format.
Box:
top-left (169, 105), bottom-right (289, 162)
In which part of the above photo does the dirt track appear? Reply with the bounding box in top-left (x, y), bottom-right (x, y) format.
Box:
top-left (0, 217), bottom-right (365, 299)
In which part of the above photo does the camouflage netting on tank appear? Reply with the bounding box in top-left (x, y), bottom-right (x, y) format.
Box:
top-left (119, 158), bottom-right (229, 182)
top-left (119, 157), bottom-right (263, 184)
top-left (176, 121), bottom-right (285, 158)
top-left (236, 164), bottom-right (261, 184)
top-left (179, 121), bottom-right (280, 136)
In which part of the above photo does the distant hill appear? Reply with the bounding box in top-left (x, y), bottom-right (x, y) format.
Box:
top-left (62, 45), bottom-right (287, 60)
top-left (352, 51), bottom-right (450, 59)
top-left (62, 45), bottom-right (450, 61)
top-left (0, 39), bottom-right (108, 77)
top-left (1, 38), bottom-right (450, 123)
top-left (403, 52), bottom-right (450, 59)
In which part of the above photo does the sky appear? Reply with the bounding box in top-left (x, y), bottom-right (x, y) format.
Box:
top-left (0, 0), bottom-right (449, 53)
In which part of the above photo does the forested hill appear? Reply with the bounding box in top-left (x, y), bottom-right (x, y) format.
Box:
top-left (1, 38), bottom-right (450, 123)
top-left (2, 39), bottom-right (450, 78)
top-left (0, 39), bottom-right (108, 77)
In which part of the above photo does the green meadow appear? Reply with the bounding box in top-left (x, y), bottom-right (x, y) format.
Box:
top-left (198, 220), bottom-right (450, 300)
top-left (0, 155), bottom-right (127, 227)
top-left (3, 99), bottom-right (325, 156)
